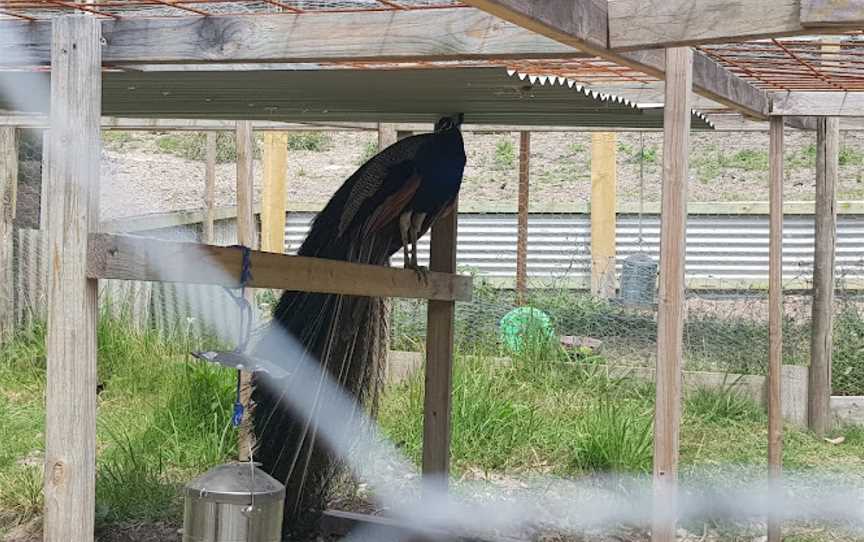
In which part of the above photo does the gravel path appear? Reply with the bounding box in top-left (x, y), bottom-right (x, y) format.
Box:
top-left (93, 130), bottom-right (864, 221)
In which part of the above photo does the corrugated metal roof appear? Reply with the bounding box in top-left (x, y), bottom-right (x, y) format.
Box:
top-left (1, 67), bottom-right (714, 129)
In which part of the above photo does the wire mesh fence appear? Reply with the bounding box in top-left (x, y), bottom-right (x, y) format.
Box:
top-left (5, 127), bottom-right (864, 398)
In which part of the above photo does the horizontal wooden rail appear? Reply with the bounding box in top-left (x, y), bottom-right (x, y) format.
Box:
top-left (86, 233), bottom-right (472, 302)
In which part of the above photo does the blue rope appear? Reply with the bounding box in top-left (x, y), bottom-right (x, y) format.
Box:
top-left (223, 245), bottom-right (254, 428)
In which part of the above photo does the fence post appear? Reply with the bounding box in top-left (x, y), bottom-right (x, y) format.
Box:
top-left (0, 127), bottom-right (16, 342)
top-left (202, 132), bottom-right (216, 244)
top-left (809, 117), bottom-right (839, 436)
top-left (652, 46), bottom-right (692, 542)
top-left (262, 132), bottom-right (288, 253)
top-left (423, 201), bottom-right (458, 491)
top-left (42, 17), bottom-right (101, 542)
top-left (591, 132), bottom-right (617, 298)
top-left (516, 131), bottom-right (530, 304)
top-left (767, 116), bottom-right (785, 542)
top-left (236, 120), bottom-right (258, 461)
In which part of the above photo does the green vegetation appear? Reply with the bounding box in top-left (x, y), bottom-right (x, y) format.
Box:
top-left (494, 138), bottom-right (516, 170)
top-left (154, 132), bottom-right (257, 163)
top-left (285, 132), bottom-right (331, 152)
top-left (0, 317), bottom-right (234, 532)
top-left (379, 352), bottom-right (864, 479)
top-left (357, 140), bottom-right (379, 165)
top-left (692, 147), bottom-right (769, 182)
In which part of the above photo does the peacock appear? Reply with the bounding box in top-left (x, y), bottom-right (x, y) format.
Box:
top-left (251, 114), bottom-right (466, 537)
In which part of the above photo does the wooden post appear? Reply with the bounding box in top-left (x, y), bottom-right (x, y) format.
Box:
top-left (261, 132), bottom-right (288, 253)
top-left (767, 116), bottom-right (784, 542)
top-left (422, 202), bottom-right (458, 490)
top-left (378, 123), bottom-right (398, 149)
top-left (591, 132), bottom-right (617, 299)
top-left (652, 47), bottom-right (692, 542)
top-left (516, 132), bottom-right (530, 304)
top-left (0, 127), bottom-right (17, 342)
top-left (202, 132), bottom-right (216, 244)
top-left (809, 117), bottom-right (839, 436)
top-left (235, 120), bottom-right (257, 461)
top-left (43, 17), bottom-right (101, 542)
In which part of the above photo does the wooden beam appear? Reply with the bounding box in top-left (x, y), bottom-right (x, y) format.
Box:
top-left (86, 233), bottom-right (472, 302)
top-left (801, 0), bottom-right (864, 26)
top-left (767, 116), bottom-right (784, 542)
top-left (0, 127), bottom-right (16, 342)
top-left (0, 9), bottom-right (577, 66)
top-left (43, 17), bottom-right (101, 542)
top-left (516, 132), bottom-right (530, 305)
top-left (590, 132), bottom-right (617, 299)
top-left (772, 92), bottom-right (864, 117)
top-left (261, 132), bottom-right (287, 253)
top-left (459, 1), bottom-right (769, 118)
top-left (809, 117), bottom-right (839, 436)
top-left (608, 0), bottom-right (859, 51)
top-left (0, 115), bottom-right (374, 131)
top-left (652, 47), bottom-right (692, 542)
top-left (422, 204), bottom-right (458, 490)
top-left (202, 132), bottom-right (216, 244)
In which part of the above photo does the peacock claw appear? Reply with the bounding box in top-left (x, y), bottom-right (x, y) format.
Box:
top-left (407, 264), bottom-right (429, 285)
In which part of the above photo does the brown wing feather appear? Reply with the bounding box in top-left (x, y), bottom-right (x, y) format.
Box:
top-left (362, 174), bottom-right (422, 237)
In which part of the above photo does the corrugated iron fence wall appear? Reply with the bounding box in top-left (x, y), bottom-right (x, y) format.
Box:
top-left (10, 210), bottom-right (864, 336)
top-left (287, 212), bottom-right (864, 287)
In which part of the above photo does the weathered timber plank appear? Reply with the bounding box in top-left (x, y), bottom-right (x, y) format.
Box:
top-left (516, 131), bottom-right (530, 304)
top-left (772, 92), bottom-right (864, 116)
top-left (809, 117), bottom-right (839, 436)
top-left (652, 47), bottom-right (693, 542)
top-left (86, 233), bottom-right (472, 302)
top-left (423, 204), bottom-right (458, 489)
top-left (261, 132), bottom-right (288, 253)
top-left (202, 132), bottom-right (216, 244)
top-left (0, 9), bottom-right (577, 65)
top-left (767, 116), bottom-right (785, 542)
top-left (590, 132), bottom-right (617, 299)
top-left (609, 0), bottom-right (803, 50)
top-left (0, 127), bottom-right (17, 342)
top-left (460, 0), bottom-right (769, 118)
top-left (43, 17), bottom-right (101, 542)
top-left (801, 0), bottom-right (864, 26)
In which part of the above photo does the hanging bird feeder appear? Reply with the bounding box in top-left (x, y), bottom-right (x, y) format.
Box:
top-left (183, 463), bottom-right (285, 542)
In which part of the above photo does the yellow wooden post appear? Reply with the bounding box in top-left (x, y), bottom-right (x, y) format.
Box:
top-left (261, 132), bottom-right (288, 253)
top-left (591, 132), bottom-right (617, 298)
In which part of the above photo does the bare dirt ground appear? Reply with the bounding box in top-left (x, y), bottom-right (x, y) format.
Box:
top-left (81, 130), bottom-right (864, 221)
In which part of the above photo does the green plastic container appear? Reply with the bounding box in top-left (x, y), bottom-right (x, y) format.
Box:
top-left (499, 306), bottom-right (554, 354)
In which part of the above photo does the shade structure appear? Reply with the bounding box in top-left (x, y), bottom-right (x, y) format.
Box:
top-left (1, 67), bottom-right (713, 129)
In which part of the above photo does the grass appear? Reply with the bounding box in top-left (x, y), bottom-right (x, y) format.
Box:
top-left (494, 138), bottom-right (516, 170)
top-left (286, 132), bottom-right (331, 151)
top-left (357, 140), bottom-right (379, 165)
top-left (0, 316), bottom-right (235, 532)
top-left (379, 353), bottom-right (864, 479)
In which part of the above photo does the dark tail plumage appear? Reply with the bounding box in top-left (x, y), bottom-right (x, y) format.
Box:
top-left (251, 119), bottom-right (465, 538)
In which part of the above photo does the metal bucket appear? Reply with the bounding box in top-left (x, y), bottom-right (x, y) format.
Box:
top-left (619, 253), bottom-right (658, 307)
top-left (183, 463), bottom-right (285, 542)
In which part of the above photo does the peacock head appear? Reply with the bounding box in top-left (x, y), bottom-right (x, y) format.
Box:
top-left (434, 113), bottom-right (464, 132)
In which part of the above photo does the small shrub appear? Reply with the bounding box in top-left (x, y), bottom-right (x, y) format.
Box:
top-left (727, 149), bottom-right (768, 171)
top-left (494, 138), bottom-right (516, 170)
top-left (632, 146), bottom-right (658, 164)
top-left (832, 304), bottom-right (864, 396)
top-left (569, 399), bottom-right (653, 473)
top-left (285, 132), bottom-right (331, 151)
top-left (102, 131), bottom-right (134, 150)
top-left (840, 145), bottom-right (864, 166)
top-left (569, 142), bottom-right (586, 154)
top-left (155, 132), bottom-right (257, 163)
top-left (357, 141), bottom-right (379, 165)
top-left (685, 381), bottom-right (764, 424)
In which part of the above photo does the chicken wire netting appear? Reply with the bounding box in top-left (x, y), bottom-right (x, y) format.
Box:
top-left (4, 126), bottom-right (864, 399)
